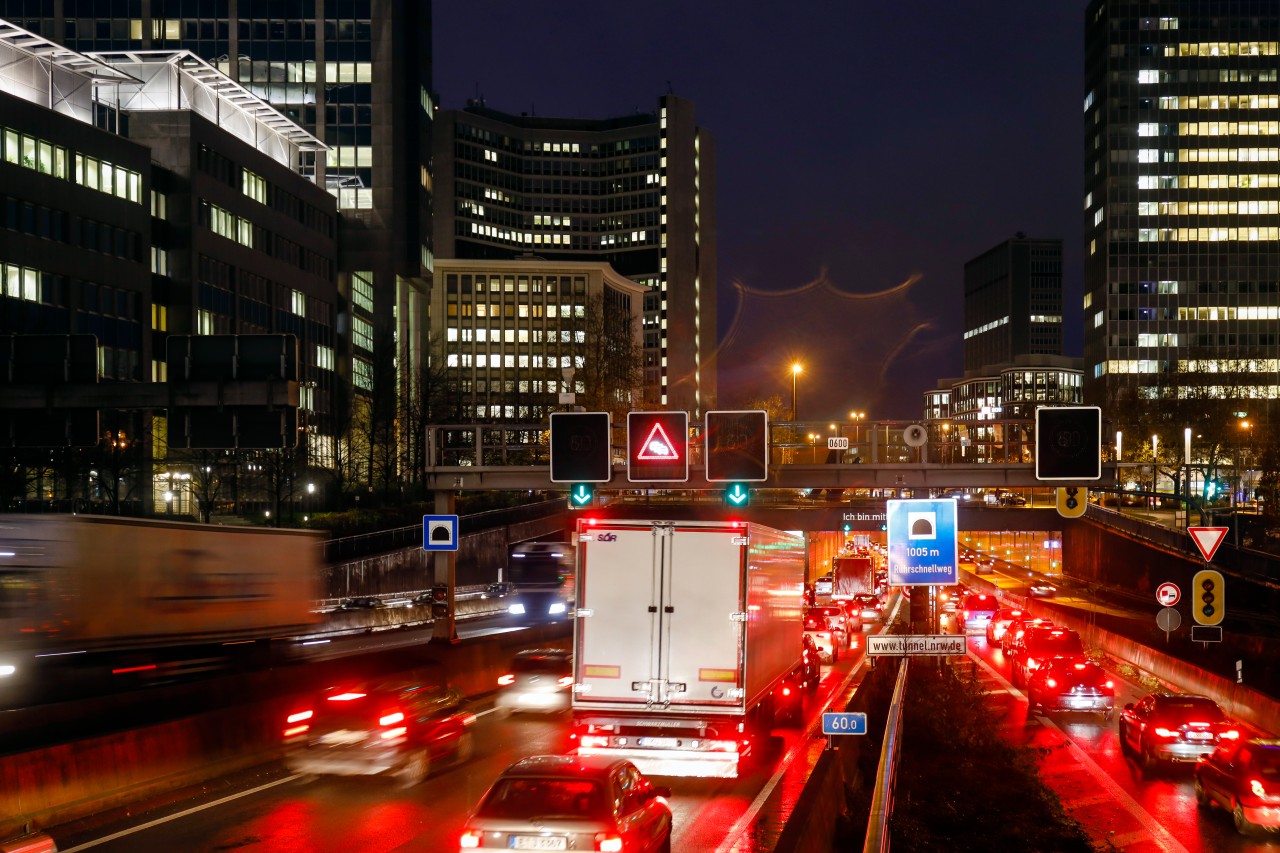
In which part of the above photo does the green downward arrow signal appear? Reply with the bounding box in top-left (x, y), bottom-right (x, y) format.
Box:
top-left (571, 484), bottom-right (593, 506)
top-left (726, 484), bottom-right (749, 506)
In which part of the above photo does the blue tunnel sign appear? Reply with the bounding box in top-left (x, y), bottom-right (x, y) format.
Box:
top-left (886, 499), bottom-right (958, 586)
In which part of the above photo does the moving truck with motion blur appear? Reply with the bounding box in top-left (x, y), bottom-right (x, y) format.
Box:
top-left (831, 554), bottom-right (875, 600)
top-left (569, 519), bottom-right (805, 778)
top-left (0, 515), bottom-right (323, 702)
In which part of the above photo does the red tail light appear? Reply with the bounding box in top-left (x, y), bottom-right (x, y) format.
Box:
top-left (460, 828), bottom-right (482, 848)
top-left (595, 833), bottom-right (624, 852)
top-left (781, 686), bottom-right (792, 696)
top-left (379, 711), bottom-right (405, 727)
top-left (1026, 658), bottom-right (1039, 670)
top-left (497, 674), bottom-right (515, 686)
top-left (1045, 678), bottom-right (1057, 688)
top-left (1222, 729), bottom-right (1240, 740)
top-left (328, 692), bottom-right (366, 701)
top-left (1153, 727), bottom-right (1177, 738)
top-left (1105, 680), bottom-right (1115, 689)
top-left (287, 710), bottom-right (313, 724)
top-left (1251, 779), bottom-right (1270, 797)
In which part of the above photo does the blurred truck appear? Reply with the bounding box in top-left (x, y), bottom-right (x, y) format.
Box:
top-left (570, 519), bottom-right (805, 778)
top-left (831, 554), bottom-right (874, 600)
top-left (502, 540), bottom-right (576, 624)
top-left (0, 515), bottom-right (323, 700)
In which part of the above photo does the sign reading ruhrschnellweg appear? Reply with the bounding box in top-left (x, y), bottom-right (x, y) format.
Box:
top-left (866, 634), bottom-right (967, 656)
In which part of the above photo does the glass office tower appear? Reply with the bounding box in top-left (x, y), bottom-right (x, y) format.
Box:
top-left (1084, 1), bottom-right (1280, 417)
top-left (5, 0), bottom-right (435, 418)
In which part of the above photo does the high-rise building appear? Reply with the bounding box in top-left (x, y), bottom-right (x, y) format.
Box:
top-left (1084, 1), bottom-right (1280, 414)
top-left (963, 234), bottom-right (1063, 372)
top-left (3, 0), bottom-right (434, 419)
top-left (433, 95), bottom-right (716, 415)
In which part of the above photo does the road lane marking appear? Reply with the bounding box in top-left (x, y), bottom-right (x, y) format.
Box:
top-left (57, 775), bottom-right (300, 852)
top-left (710, 657), bottom-right (868, 853)
top-left (968, 653), bottom-right (1190, 853)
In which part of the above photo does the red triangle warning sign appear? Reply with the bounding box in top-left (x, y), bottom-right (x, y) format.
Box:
top-left (1188, 526), bottom-right (1228, 562)
top-left (637, 421), bottom-right (680, 460)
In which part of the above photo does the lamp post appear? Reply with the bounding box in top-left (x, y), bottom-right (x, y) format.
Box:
top-left (1151, 434), bottom-right (1159, 505)
top-left (307, 482), bottom-right (316, 522)
top-left (1240, 419), bottom-right (1254, 506)
top-left (790, 363), bottom-right (803, 421)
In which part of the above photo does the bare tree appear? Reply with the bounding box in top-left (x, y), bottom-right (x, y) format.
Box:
top-left (575, 293), bottom-right (644, 421)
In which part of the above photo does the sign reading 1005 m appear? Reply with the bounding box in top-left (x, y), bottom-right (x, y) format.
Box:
top-left (885, 498), bottom-right (959, 587)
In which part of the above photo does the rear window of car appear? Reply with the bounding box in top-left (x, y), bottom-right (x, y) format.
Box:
top-left (804, 613), bottom-right (830, 630)
top-left (478, 777), bottom-right (610, 820)
top-left (513, 654), bottom-right (571, 674)
top-left (963, 595), bottom-right (997, 612)
top-left (817, 606), bottom-right (844, 619)
top-left (1025, 629), bottom-right (1083, 655)
top-left (1155, 697), bottom-right (1225, 723)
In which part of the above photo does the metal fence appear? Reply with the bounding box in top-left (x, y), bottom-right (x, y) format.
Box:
top-left (862, 657), bottom-right (910, 853)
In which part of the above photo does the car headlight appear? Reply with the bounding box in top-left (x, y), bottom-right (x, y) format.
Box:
top-left (508, 603), bottom-right (526, 615)
top-left (548, 602), bottom-right (567, 614)
top-left (0, 664), bottom-right (14, 678)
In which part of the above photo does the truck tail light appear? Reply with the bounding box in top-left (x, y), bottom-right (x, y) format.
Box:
top-left (379, 711), bottom-right (405, 727)
top-left (580, 735), bottom-right (610, 748)
top-left (1026, 658), bottom-right (1039, 671)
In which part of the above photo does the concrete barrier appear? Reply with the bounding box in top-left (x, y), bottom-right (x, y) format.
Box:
top-left (0, 625), bottom-right (569, 839)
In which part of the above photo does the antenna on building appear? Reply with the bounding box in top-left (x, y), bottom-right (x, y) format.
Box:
top-left (666, 80), bottom-right (674, 94)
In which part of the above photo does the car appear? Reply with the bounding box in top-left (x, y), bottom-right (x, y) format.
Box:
top-left (460, 754), bottom-right (672, 853)
top-left (772, 667), bottom-right (808, 727)
top-left (1120, 693), bottom-right (1241, 771)
top-left (1009, 626), bottom-right (1084, 687)
top-left (494, 649), bottom-right (574, 715)
top-left (849, 593), bottom-right (884, 625)
top-left (811, 604), bottom-right (856, 647)
top-left (803, 612), bottom-right (841, 663)
top-left (1195, 737), bottom-right (1280, 836)
top-left (1026, 658), bottom-right (1115, 718)
top-left (336, 596), bottom-right (386, 611)
top-left (481, 581), bottom-right (517, 599)
top-left (985, 606), bottom-right (1026, 645)
top-left (998, 491), bottom-right (1028, 507)
top-left (813, 574), bottom-right (833, 597)
top-left (283, 668), bottom-right (475, 786)
top-left (1001, 615), bottom-right (1055, 656)
top-left (936, 586), bottom-right (964, 613)
top-left (973, 554), bottom-right (995, 575)
top-left (1028, 576), bottom-right (1059, 597)
top-left (960, 593), bottom-right (999, 632)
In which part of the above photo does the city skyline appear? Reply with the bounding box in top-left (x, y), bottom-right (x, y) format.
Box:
top-left (435, 2), bottom-right (1085, 420)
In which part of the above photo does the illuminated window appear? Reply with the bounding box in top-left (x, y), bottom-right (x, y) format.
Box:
top-left (242, 169), bottom-right (267, 204)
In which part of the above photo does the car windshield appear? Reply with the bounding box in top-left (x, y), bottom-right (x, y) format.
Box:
top-left (1026, 631), bottom-right (1083, 655)
top-left (477, 777), bottom-right (610, 820)
top-left (1155, 697), bottom-right (1225, 723)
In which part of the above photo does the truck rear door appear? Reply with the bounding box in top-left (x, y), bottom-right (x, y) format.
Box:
top-left (576, 522), bottom-right (744, 709)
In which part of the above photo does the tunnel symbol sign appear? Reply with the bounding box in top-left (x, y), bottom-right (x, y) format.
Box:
top-left (1155, 582), bottom-right (1180, 607)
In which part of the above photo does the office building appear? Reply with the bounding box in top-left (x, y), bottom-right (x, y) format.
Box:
top-left (963, 234), bottom-right (1063, 372)
top-left (1084, 2), bottom-right (1280, 415)
top-left (432, 259), bottom-right (646, 422)
top-left (433, 95), bottom-right (716, 415)
top-left (1, 20), bottom-right (338, 511)
top-left (2, 0), bottom-right (434, 423)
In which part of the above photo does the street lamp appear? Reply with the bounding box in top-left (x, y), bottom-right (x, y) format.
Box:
top-left (790, 363), bottom-right (803, 421)
top-left (1151, 434), bottom-right (1159, 499)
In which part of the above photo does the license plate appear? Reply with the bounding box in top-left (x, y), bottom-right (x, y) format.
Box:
top-left (511, 835), bottom-right (567, 850)
top-left (638, 736), bottom-right (680, 748)
top-left (318, 730), bottom-right (368, 745)
top-left (1187, 731), bottom-right (1213, 740)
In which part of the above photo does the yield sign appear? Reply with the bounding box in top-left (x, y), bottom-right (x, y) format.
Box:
top-left (637, 421), bottom-right (680, 460)
top-left (1188, 526), bottom-right (1229, 562)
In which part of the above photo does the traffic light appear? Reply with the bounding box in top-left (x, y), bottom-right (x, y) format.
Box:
top-left (1192, 569), bottom-right (1225, 626)
top-left (567, 483), bottom-right (595, 509)
top-left (1056, 486), bottom-right (1087, 518)
top-left (1035, 406), bottom-right (1102, 481)
top-left (724, 483), bottom-right (750, 506)
top-left (627, 411), bottom-right (688, 482)
top-left (550, 412), bottom-right (612, 483)
top-left (705, 410), bottom-right (769, 482)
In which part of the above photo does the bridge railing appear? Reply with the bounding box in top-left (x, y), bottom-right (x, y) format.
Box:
top-left (425, 419), bottom-right (1038, 469)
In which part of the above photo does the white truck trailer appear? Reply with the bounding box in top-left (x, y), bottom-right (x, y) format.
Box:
top-left (570, 518), bottom-right (805, 778)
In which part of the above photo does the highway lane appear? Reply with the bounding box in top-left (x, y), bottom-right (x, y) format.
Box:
top-left (961, 616), bottom-right (1276, 853)
top-left (47, 642), bottom-right (870, 853)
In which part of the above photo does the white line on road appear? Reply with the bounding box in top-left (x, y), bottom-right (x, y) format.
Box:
top-left (968, 653), bottom-right (1191, 853)
top-left (56, 774), bottom-right (301, 853)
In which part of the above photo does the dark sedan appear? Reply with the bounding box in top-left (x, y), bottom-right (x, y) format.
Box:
top-left (1026, 658), bottom-right (1115, 718)
top-left (1195, 737), bottom-right (1280, 836)
top-left (1120, 693), bottom-right (1241, 771)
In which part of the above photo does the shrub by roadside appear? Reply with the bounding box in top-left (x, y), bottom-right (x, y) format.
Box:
top-left (888, 663), bottom-right (1101, 853)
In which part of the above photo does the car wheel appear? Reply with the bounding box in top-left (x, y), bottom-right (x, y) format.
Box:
top-left (1194, 778), bottom-right (1210, 808)
top-left (1233, 802), bottom-right (1255, 836)
top-left (397, 748), bottom-right (430, 788)
top-left (1141, 741), bottom-right (1160, 774)
top-left (455, 731), bottom-right (474, 764)
top-left (1118, 722), bottom-right (1133, 756)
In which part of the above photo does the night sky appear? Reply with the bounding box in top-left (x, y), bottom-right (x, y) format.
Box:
top-left (434, 2), bottom-right (1085, 420)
